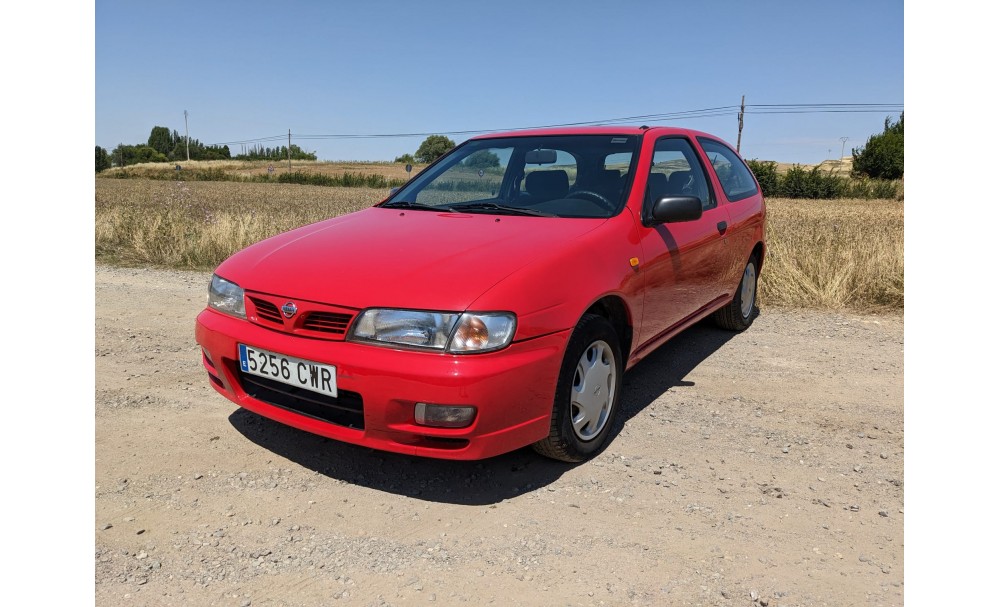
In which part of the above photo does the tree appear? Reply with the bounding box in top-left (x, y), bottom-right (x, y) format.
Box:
top-left (414, 135), bottom-right (455, 164)
top-left (147, 126), bottom-right (173, 156)
top-left (394, 153), bottom-right (416, 164)
top-left (852, 113), bottom-right (903, 180)
top-left (464, 150), bottom-right (500, 169)
top-left (95, 146), bottom-right (111, 173)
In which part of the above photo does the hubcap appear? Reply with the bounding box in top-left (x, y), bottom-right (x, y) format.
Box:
top-left (740, 262), bottom-right (757, 319)
top-left (570, 340), bottom-right (616, 441)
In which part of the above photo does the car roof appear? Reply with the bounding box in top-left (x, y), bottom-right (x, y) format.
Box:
top-left (469, 125), bottom-right (723, 141)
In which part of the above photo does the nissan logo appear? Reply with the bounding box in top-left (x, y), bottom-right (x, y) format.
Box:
top-left (281, 302), bottom-right (298, 318)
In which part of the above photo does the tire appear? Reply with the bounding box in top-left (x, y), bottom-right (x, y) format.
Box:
top-left (713, 254), bottom-right (760, 331)
top-left (532, 314), bottom-right (623, 463)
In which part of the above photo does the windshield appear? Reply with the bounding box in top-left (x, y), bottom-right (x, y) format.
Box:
top-left (383, 135), bottom-right (640, 218)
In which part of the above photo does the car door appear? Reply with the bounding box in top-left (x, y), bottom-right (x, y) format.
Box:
top-left (635, 136), bottom-right (732, 347)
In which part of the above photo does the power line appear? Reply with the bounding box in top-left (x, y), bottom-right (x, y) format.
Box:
top-left (205, 102), bottom-right (903, 146)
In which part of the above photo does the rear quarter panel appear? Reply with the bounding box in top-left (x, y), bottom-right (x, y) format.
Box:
top-left (692, 139), bottom-right (766, 289)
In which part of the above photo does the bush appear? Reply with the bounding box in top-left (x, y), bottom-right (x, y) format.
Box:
top-left (852, 114), bottom-right (903, 180)
top-left (746, 158), bottom-right (899, 200)
top-left (746, 159), bottom-right (779, 197)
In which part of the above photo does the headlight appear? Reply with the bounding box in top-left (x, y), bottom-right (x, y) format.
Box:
top-left (207, 274), bottom-right (246, 319)
top-left (349, 309), bottom-right (516, 353)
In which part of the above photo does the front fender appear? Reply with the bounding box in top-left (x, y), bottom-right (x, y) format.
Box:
top-left (469, 209), bottom-right (645, 348)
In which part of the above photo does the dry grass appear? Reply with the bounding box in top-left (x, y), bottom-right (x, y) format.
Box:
top-left (98, 159), bottom-right (425, 181)
top-left (95, 179), bottom-right (385, 268)
top-left (95, 180), bottom-right (903, 312)
top-left (759, 197), bottom-right (903, 311)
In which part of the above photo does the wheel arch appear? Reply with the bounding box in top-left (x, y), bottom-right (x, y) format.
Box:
top-left (583, 295), bottom-right (634, 363)
top-left (751, 241), bottom-right (765, 272)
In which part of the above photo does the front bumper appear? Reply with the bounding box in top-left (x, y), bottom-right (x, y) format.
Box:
top-left (195, 308), bottom-right (568, 460)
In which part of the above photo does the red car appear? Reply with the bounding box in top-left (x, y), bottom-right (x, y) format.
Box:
top-left (195, 126), bottom-right (765, 462)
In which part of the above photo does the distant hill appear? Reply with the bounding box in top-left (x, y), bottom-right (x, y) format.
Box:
top-left (772, 157), bottom-right (853, 176)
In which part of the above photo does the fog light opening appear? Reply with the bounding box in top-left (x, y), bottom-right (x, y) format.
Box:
top-left (414, 403), bottom-right (477, 428)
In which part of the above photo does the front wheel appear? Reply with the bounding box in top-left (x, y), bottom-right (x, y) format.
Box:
top-left (532, 314), bottom-right (623, 463)
top-left (713, 254), bottom-right (760, 331)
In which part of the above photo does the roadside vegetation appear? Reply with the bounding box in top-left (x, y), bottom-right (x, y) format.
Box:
top-left (95, 179), bottom-right (903, 312)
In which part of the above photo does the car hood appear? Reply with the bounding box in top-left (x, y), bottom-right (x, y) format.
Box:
top-left (217, 207), bottom-right (607, 311)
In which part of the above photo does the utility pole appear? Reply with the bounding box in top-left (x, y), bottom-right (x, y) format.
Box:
top-left (288, 129), bottom-right (292, 171)
top-left (736, 95), bottom-right (745, 153)
top-left (184, 110), bottom-right (190, 162)
top-left (839, 136), bottom-right (849, 162)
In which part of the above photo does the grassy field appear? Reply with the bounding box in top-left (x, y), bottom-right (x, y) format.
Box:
top-left (98, 159), bottom-right (426, 182)
top-left (95, 179), bottom-right (903, 312)
top-left (760, 197), bottom-right (903, 310)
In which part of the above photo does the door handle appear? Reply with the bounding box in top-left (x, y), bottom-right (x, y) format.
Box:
top-left (717, 221), bottom-right (728, 235)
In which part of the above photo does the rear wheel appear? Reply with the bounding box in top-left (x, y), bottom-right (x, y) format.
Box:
top-left (713, 254), bottom-right (760, 331)
top-left (533, 314), bottom-right (623, 462)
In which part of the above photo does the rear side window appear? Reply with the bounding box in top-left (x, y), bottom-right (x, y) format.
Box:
top-left (698, 138), bottom-right (758, 201)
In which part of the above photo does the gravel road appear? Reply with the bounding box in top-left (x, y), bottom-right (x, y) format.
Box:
top-left (95, 265), bottom-right (903, 606)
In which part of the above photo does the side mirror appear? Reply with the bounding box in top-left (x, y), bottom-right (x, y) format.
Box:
top-left (650, 196), bottom-right (702, 224)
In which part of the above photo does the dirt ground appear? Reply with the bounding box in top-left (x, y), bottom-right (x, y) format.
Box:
top-left (95, 265), bottom-right (903, 607)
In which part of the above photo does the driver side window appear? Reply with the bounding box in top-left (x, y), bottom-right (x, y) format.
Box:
top-left (648, 138), bottom-right (714, 210)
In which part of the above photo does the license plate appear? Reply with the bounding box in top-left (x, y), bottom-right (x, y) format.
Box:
top-left (238, 344), bottom-right (337, 398)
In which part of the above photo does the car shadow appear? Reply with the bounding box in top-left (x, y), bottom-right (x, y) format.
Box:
top-left (227, 319), bottom-right (736, 506)
top-left (611, 318), bottom-right (737, 435)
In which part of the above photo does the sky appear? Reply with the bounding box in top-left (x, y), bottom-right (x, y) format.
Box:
top-left (95, 0), bottom-right (903, 165)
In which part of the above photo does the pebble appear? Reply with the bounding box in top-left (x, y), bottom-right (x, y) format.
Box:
top-left (781, 447), bottom-right (789, 454)
top-left (194, 473), bottom-right (203, 480)
top-left (880, 452), bottom-right (888, 459)
top-left (750, 590), bottom-right (758, 601)
top-left (102, 523), bottom-right (113, 530)
top-left (879, 510), bottom-right (889, 517)
top-left (241, 601), bottom-right (251, 607)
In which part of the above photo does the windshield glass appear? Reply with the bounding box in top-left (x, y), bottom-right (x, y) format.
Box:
top-left (383, 135), bottom-right (640, 218)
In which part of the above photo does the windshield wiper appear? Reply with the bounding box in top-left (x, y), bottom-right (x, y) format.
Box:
top-left (449, 202), bottom-right (554, 217)
top-left (381, 200), bottom-right (455, 212)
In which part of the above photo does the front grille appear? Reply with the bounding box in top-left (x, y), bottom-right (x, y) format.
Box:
top-left (250, 297), bottom-right (283, 325)
top-left (238, 372), bottom-right (365, 429)
top-left (302, 311), bottom-right (352, 335)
